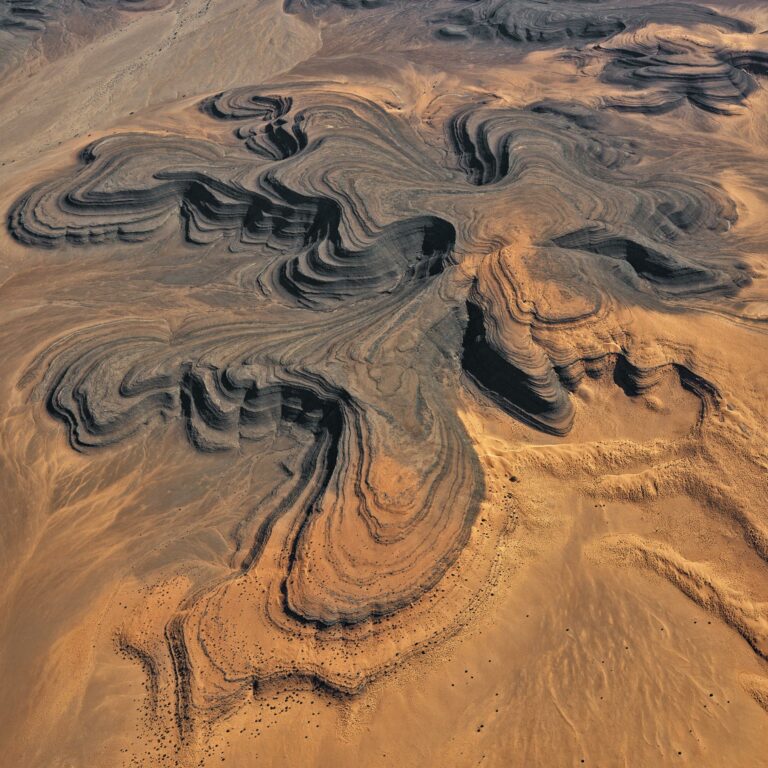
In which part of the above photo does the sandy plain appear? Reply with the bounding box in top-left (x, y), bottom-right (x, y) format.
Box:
top-left (1, 1), bottom-right (768, 766)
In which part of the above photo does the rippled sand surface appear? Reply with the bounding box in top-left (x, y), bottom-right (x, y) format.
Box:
top-left (1, 1), bottom-right (768, 766)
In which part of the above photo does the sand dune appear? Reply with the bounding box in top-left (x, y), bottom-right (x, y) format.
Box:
top-left (1, 0), bottom-right (767, 766)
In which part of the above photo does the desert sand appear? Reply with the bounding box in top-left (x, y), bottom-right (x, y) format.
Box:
top-left (1, 1), bottom-right (768, 766)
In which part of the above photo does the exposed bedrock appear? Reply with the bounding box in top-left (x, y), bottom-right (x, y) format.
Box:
top-left (598, 30), bottom-right (768, 115)
top-left (83, 0), bottom-right (172, 9)
top-left (461, 246), bottom-right (723, 435)
top-left (612, 356), bottom-right (721, 415)
top-left (8, 73), bottom-right (755, 735)
top-left (8, 135), bottom-right (225, 247)
top-left (0, 0), bottom-right (170, 72)
top-left (179, 365), bottom-right (345, 453)
top-left (462, 289), bottom-right (720, 435)
top-left (8, 129), bottom-right (454, 307)
top-left (0, 0), bottom-right (71, 71)
top-left (283, 0), bottom-right (390, 14)
top-left (36, 322), bottom-right (484, 593)
top-left (13, 90), bottom-right (747, 450)
top-left (462, 297), bottom-right (574, 435)
top-left (431, 1), bottom-right (751, 46)
top-left (32, 314), bottom-right (485, 699)
top-left (201, 92), bottom-right (293, 121)
top-left (0, 0), bottom-right (57, 34)
top-left (11, 89), bottom-right (747, 314)
top-left (445, 101), bottom-right (750, 299)
top-left (551, 224), bottom-right (751, 297)
top-left (273, 214), bottom-right (454, 307)
top-left (10, 87), bottom-right (444, 249)
top-left (460, 247), bottom-right (578, 436)
top-left (201, 92), bottom-right (307, 160)
top-left (448, 102), bottom-right (637, 186)
top-left (200, 84), bottom-right (440, 174)
top-left (174, 365), bottom-right (485, 701)
top-left (235, 115), bottom-right (308, 161)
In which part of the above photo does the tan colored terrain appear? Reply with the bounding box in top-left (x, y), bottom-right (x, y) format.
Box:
top-left (1, 1), bottom-right (768, 766)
